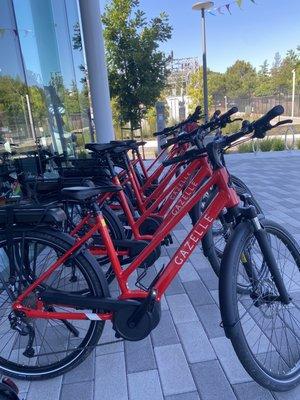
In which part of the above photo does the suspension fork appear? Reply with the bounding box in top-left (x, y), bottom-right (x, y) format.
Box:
top-left (246, 207), bottom-right (290, 305)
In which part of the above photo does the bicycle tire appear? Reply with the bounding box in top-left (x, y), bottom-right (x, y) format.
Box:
top-left (0, 228), bottom-right (107, 380)
top-left (219, 219), bottom-right (300, 391)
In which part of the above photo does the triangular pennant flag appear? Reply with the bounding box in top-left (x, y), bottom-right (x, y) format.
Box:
top-left (225, 4), bottom-right (232, 14)
top-left (217, 6), bottom-right (225, 14)
top-left (236, 0), bottom-right (243, 8)
top-left (208, 11), bottom-right (217, 16)
top-left (249, 0), bottom-right (256, 3)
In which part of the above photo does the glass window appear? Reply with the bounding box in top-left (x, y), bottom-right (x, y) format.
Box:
top-left (0, 0), bottom-right (33, 145)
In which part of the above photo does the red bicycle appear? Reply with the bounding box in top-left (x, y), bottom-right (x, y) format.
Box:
top-left (1, 106), bottom-right (299, 393)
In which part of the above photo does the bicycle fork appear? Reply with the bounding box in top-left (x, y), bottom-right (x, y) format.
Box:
top-left (247, 207), bottom-right (290, 305)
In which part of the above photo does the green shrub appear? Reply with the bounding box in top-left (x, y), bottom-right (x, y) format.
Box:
top-left (77, 148), bottom-right (88, 158)
top-left (222, 121), bottom-right (242, 135)
top-left (297, 139), bottom-right (300, 150)
top-left (259, 138), bottom-right (273, 152)
top-left (238, 142), bottom-right (253, 153)
top-left (271, 138), bottom-right (285, 151)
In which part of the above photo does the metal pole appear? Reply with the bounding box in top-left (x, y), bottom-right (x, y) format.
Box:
top-left (201, 9), bottom-right (209, 123)
top-left (25, 94), bottom-right (37, 141)
top-left (79, 0), bottom-right (114, 143)
top-left (292, 69), bottom-right (296, 118)
top-left (155, 101), bottom-right (166, 155)
top-left (224, 95), bottom-right (228, 112)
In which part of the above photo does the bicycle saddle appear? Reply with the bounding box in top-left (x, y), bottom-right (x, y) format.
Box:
top-left (111, 140), bottom-right (147, 149)
top-left (61, 185), bottom-right (121, 201)
top-left (111, 140), bottom-right (136, 146)
top-left (85, 143), bottom-right (121, 153)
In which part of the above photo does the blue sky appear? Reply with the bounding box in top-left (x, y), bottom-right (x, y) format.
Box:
top-left (101, 0), bottom-right (300, 73)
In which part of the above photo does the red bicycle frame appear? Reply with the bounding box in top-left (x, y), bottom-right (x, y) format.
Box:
top-left (68, 157), bottom-right (207, 252)
top-left (13, 158), bottom-right (240, 321)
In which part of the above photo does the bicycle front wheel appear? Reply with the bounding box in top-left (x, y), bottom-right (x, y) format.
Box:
top-left (0, 229), bottom-right (105, 380)
top-left (220, 219), bottom-right (300, 391)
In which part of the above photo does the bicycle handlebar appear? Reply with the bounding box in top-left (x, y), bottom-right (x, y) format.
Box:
top-left (162, 147), bottom-right (206, 167)
top-left (225, 105), bottom-right (285, 144)
top-left (162, 106), bottom-right (288, 167)
top-left (161, 107), bottom-right (240, 150)
top-left (252, 105), bottom-right (284, 138)
top-left (153, 106), bottom-right (202, 137)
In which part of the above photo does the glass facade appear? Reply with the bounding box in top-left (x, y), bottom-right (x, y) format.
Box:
top-left (0, 0), bottom-right (92, 156)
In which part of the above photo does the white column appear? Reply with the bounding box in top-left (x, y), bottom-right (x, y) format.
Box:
top-left (79, 0), bottom-right (114, 143)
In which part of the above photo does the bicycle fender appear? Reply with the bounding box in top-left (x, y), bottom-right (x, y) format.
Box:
top-left (36, 227), bottom-right (110, 298)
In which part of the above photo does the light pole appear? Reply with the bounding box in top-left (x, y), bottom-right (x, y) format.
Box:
top-left (192, 1), bottom-right (214, 123)
top-left (224, 95), bottom-right (228, 112)
top-left (291, 69), bottom-right (296, 118)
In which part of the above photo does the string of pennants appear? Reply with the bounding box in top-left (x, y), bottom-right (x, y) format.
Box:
top-left (208, 0), bottom-right (257, 16)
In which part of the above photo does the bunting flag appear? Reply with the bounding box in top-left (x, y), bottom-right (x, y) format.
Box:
top-left (226, 4), bottom-right (232, 14)
top-left (208, 0), bottom-right (259, 17)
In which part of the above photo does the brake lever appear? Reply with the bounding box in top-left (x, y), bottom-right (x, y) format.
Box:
top-left (231, 118), bottom-right (243, 123)
top-left (272, 119), bottom-right (293, 128)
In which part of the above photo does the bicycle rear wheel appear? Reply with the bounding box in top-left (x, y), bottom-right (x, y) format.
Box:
top-left (64, 202), bottom-right (125, 283)
top-left (220, 219), bottom-right (300, 391)
top-left (0, 229), bottom-right (106, 380)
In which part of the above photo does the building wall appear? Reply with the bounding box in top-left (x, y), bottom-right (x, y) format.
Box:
top-left (0, 0), bottom-right (92, 156)
top-left (166, 95), bottom-right (191, 123)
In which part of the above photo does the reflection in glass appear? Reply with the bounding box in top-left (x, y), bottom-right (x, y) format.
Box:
top-left (0, 0), bottom-right (33, 146)
top-left (10, 0), bottom-right (92, 156)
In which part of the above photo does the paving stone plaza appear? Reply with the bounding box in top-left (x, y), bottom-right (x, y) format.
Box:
top-left (13, 151), bottom-right (300, 400)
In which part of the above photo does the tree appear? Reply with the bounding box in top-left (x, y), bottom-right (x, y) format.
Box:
top-left (255, 60), bottom-right (273, 96)
top-left (187, 68), bottom-right (226, 111)
top-left (225, 60), bottom-right (257, 98)
top-left (102, 0), bottom-right (172, 133)
top-left (271, 49), bottom-right (300, 94)
top-left (272, 52), bottom-right (282, 71)
top-left (258, 60), bottom-right (269, 76)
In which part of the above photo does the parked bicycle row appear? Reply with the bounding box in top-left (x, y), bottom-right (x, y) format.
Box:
top-left (0, 105), bottom-right (299, 392)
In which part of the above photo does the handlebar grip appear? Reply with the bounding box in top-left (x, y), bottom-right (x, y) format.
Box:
top-left (161, 136), bottom-right (184, 149)
top-left (155, 127), bottom-right (173, 136)
top-left (225, 120), bottom-right (253, 145)
top-left (253, 105), bottom-right (284, 130)
top-left (191, 106), bottom-right (201, 121)
top-left (163, 148), bottom-right (206, 167)
top-left (163, 127), bottom-right (201, 149)
top-left (212, 110), bottom-right (221, 119)
top-left (220, 107), bottom-right (238, 121)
